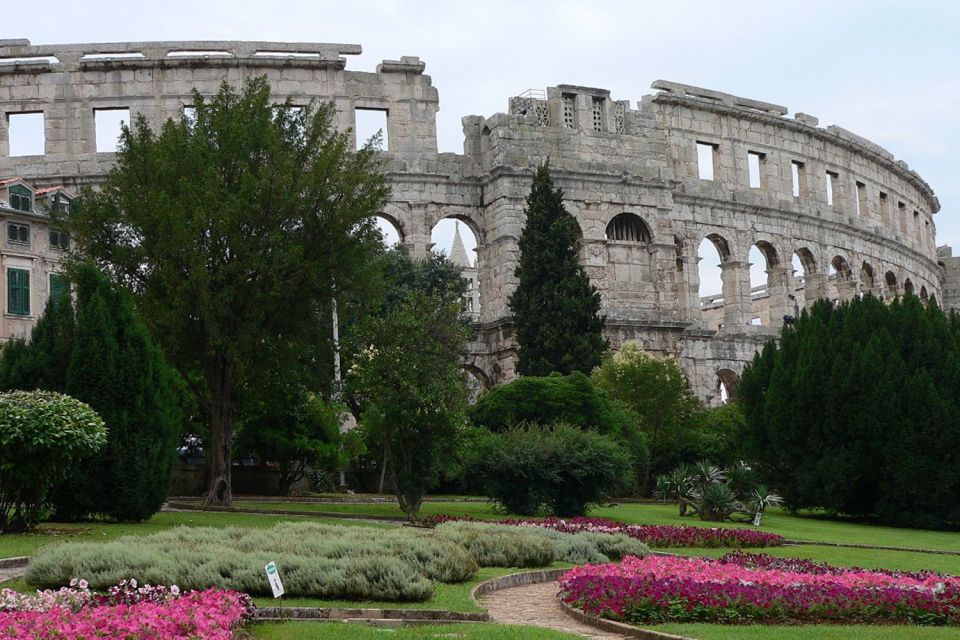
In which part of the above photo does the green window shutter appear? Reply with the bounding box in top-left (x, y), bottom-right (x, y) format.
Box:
top-left (49, 273), bottom-right (68, 310)
top-left (8, 269), bottom-right (29, 315)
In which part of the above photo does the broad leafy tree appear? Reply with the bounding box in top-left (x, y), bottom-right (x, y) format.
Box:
top-left (592, 344), bottom-right (706, 492)
top-left (740, 294), bottom-right (960, 529)
top-left (510, 163), bottom-right (608, 376)
top-left (63, 78), bottom-right (389, 505)
top-left (348, 249), bottom-right (470, 520)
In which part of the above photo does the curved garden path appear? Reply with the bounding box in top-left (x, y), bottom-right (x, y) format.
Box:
top-left (481, 581), bottom-right (629, 639)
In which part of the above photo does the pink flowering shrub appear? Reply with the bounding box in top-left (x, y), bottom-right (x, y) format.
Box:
top-left (559, 554), bottom-right (960, 626)
top-left (423, 515), bottom-right (784, 548)
top-left (0, 580), bottom-right (254, 639)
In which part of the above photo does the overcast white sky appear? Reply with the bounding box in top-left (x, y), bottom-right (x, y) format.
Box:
top-left (6, 0), bottom-right (958, 292)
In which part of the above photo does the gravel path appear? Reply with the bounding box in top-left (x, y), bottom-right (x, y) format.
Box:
top-left (481, 581), bottom-right (630, 639)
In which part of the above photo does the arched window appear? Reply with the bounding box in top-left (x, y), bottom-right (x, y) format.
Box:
top-left (606, 213), bottom-right (651, 243)
top-left (885, 271), bottom-right (898, 296)
top-left (716, 369), bottom-right (740, 404)
top-left (903, 278), bottom-right (915, 296)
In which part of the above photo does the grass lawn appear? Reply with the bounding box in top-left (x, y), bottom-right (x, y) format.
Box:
top-left (229, 500), bottom-right (960, 553)
top-left (650, 624), bottom-right (960, 639)
top-left (0, 510), bottom-right (389, 559)
top-left (251, 564), bottom-right (571, 613)
top-left (245, 622), bottom-right (580, 639)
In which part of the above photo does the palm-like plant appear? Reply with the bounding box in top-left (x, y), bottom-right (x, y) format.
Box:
top-left (659, 461), bottom-right (783, 526)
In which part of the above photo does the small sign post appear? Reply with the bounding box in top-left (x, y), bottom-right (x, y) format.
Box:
top-left (752, 511), bottom-right (762, 527)
top-left (265, 561), bottom-right (285, 598)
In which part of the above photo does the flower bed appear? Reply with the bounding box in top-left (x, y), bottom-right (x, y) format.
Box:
top-left (1, 579), bottom-right (254, 639)
top-left (559, 553), bottom-right (960, 626)
top-left (423, 515), bottom-right (784, 548)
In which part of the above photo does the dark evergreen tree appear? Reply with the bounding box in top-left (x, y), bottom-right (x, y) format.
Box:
top-left (509, 163), bottom-right (607, 376)
top-left (740, 293), bottom-right (960, 529)
top-left (0, 264), bottom-right (182, 522)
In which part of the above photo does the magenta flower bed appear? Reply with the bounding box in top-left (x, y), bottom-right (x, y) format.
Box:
top-left (0, 582), bottom-right (253, 639)
top-left (424, 514), bottom-right (784, 548)
top-left (559, 554), bottom-right (960, 626)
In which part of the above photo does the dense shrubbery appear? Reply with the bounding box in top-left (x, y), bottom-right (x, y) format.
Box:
top-left (592, 344), bottom-right (747, 492)
top-left (740, 295), bottom-right (960, 529)
top-left (0, 391), bottom-right (106, 532)
top-left (26, 520), bottom-right (648, 601)
top-left (0, 264), bottom-right (182, 523)
top-left (434, 521), bottom-right (649, 565)
top-left (466, 423), bottom-right (633, 516)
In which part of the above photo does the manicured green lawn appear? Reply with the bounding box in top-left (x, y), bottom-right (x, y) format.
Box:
top-left (665, 545), bottom-right (960, 575)
top-left (650, 624), bottom-right (960, 639)
top-left (230, 500), bottom-right (960, 553)
top-left (0, 511), bottom-right (388, 559)
top-left (246, 622), bottom-right (580, 639)
top-left (251, 564), bottom-right (571, 613)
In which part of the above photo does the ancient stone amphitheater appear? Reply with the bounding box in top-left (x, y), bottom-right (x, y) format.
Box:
top-left (0, 39), bottom-right (946, 404)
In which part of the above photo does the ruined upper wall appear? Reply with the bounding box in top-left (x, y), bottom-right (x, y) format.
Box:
top-left (0, 39), bottom-right (439, 186)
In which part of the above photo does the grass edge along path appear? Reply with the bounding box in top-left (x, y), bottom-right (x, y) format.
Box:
top-left (245, 622), bottom-right (583, 639)
top-left (648, 624), bottom-right (960, 640)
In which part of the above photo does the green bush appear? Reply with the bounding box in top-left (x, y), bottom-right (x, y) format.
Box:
top-left (0, 264), bottom-right (182, 523)
top-left (466, 423), bottom-right (632, 517)
top-left (26, 522), bottom-right (476, 601)
top-left (434, 522), bottom-right (555, 567)
top-left (0, 390), bottom-right (106, 532)
top-left (434, 521), bottom-right (648, 565)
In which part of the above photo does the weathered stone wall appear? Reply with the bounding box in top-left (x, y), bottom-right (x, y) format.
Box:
top-left (0, 40), bottom-right (945, 404)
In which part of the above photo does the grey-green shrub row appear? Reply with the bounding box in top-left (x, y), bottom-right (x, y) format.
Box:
top-left (26, 521), bottom-right (649, 601)
top-left (434, 521), bottom-right (649, 566)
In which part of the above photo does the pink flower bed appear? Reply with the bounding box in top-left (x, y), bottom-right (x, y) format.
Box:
top-left (0, 580), bottom-right (254, 639)
top-left (424, 514), bottom-right (784, 548)
top-left (559, 554), bottom-right (960, 626)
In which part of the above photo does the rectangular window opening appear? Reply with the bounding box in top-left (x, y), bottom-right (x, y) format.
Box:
top-left (7, 222), bottom-right (29, 245)
top-left (856, 181), bottom-right (867, 217)
top-left (94, 108), bottom-right (130, 153)
top-left (697, 142), bottom-right (718, 180)
top-left (826, 171), bottom-right (839, 207)
top-left (49, 229), bottom-right (70, 251)
top-left (751, 317), bottom-right (762, 326)
top-left (898, 201), bottom-right (907, 235)
top-left (49, 273), bottom-right (69, 310)
top-left (747, 151), bottom-right (765, 188)
top-left (7, 112), bottom-right (45, 157)
top-left (7, 268), bottom-right (30, 316)
top-left (591, 97), bottom-right (604, 132)
top-left (354, 108), bottom-right (388, 151)
top-left (879, 192), bottom-right (890, 224)
top-left (791, 161), bottom-right (804, 198)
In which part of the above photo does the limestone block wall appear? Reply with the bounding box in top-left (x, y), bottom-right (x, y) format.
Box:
top-left (0, 39), bottom-right (947, 404)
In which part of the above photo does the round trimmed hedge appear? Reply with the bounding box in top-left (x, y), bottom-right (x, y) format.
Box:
top-left (0, 390), bottom-right (106, 532)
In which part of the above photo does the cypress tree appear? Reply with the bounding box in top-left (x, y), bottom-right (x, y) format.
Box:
top-left (0, 264), bottom-right (183, 522)
top-left (509, 163), bottom-right (607, 376)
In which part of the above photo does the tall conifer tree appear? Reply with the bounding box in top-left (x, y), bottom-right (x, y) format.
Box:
top-left (509, 163), bottom-right (607, 376)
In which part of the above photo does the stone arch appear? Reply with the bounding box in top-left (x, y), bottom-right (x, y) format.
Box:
top-left (885, 270), bottom-right (898, 297)
top-left (903, 278), bottom-right (915, 296)
top-left (792, 247), bottom-right (819, 308)
top-left (605, 212), bottom-right (652, 243)
top-left (828, 254), bottom-right (856, 302)
top-left (430, 215), bottom-right (482, 316)
top-left (716, 368), bottom-right (740, 404)
top-left (748, 240), bottom-right (784, 326)
top-left (463, 364), bottom-right (491, 403)
top-left (697, 232), bottom-right (740, 330)
top-left (920, 285), bottom-right (929, 303)
top-left (860, 262), bottom-right (876, 295)
top-left (374, 213), bottom-right (404, 246)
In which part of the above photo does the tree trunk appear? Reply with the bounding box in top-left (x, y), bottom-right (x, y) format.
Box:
top-left (377, 449), bottom-right (388, 495)
top-left (204, 357), bottom-right (234, 506)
